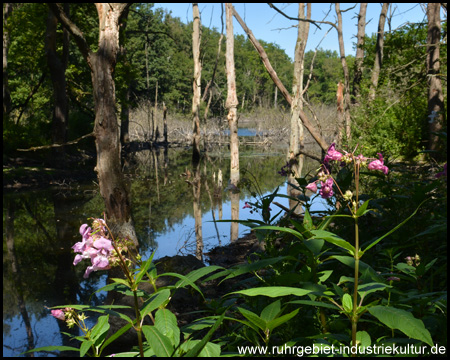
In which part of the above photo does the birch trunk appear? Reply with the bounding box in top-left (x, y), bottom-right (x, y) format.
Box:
top-left (352, 3), bottom-right (367, 104)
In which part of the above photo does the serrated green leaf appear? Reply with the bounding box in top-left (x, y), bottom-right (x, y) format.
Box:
top-left (368, 306), bottom-right (433, 346)
top-left (357, 282), bottom-right (391, 298)
top-left (155, 309), bottom-right (180, 347)
top-left (135, 253), bottom-right (155, 284)
top-left (90, 315), bottom-right (110, 343)
top-left (180, 340), bottom-right (221, 357)
top-left (288, 299), bottom-right (340, 310)
top-left (142, 325), bottom-right (174, 357)
top-left (356, 199), bottom-right (371, 217)
top-left (356, 331), bottom-right (371, 348)
top-left (184, 312), bottom-right (225, 357)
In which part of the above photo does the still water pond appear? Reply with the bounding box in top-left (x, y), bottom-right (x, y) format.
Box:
top-left (3, 146), bottom-right (327, 357)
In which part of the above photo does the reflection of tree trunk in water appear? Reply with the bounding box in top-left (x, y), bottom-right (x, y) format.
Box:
top-left (214, 169), bottom-right (223, 222)
top-left (51, 192), bottom-right (81, 353)
top-left (230, 191), bottom-right (239, 242)
top-left (152, 149), bottom-right (160, 203)
top-left (5, 198), bottom-right (35, 355)
top-left (163, 142), bottom-right (169, 186)
top-left (204, 161), bottom-right (221, 245)
top-left (192, 162), bottom-right (203, 261)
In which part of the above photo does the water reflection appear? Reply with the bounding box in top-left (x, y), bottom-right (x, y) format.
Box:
top-left (3, 146), bottom-right (324, 357)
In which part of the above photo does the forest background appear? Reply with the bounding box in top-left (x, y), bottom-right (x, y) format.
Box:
top-left (3, 3), bottom-right (447, 160)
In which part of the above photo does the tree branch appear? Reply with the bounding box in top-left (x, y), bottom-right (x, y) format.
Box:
top-left (48, 3), bottom-right (92, 63)
top-left (267, 3), bottom-right (338, 31)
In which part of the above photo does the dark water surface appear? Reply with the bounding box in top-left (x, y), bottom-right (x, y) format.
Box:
top-left (3, 145), bottom-right (327, 357)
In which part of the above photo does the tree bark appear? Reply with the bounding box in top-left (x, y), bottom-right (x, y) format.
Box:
top-left (49, 3), bottom-right (137, 246)
top-left (232, 6), bottom-right (328, 151)
top-left (192, 3), bottom-right (202, 166)
top-left (226, 3), bottom-right (239, 242)
top-left (335, 3), bottom-right (352, 142)
top-left (352, 3), bottom-right (367, 104)
top-left (45, 5), bottom-right (69, 164)
top-left (369, 3), bottom-right (389, 100)
top-left (426, 2), bottom-right (444, 154)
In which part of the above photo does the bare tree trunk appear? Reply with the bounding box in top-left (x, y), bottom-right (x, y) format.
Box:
top-left (288, 3), bottom-right (310, 213)
top-left (426, 3), bottom-right (444, 154)
top-left (352, 3), bottom-right (367, 104)
top-left (369, 3), bottom-right (389, 100)
top-left (49, 3), bottom-right (137, 246)
top-left (192, 3), bottom-right (202, 166)
top-left (232, 6), bottom-right (329, 151)
top-left (45, 5), bottom-right (69, 164)
top-left (226, 3), bottom-right (239, 242)
top-left (335, 3), bottom-right (352, 142)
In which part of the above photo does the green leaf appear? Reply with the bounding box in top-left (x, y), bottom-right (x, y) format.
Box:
top-left (356, 199), bottom-right (371, 217)
top-left (356, 331), bottom-right (371, 348)
top-left (266, 308), bottom-right (299, 332)
top-left (260, 300), bottom-right (282, 322)
top-left (142, 325), bottom-right (174, 357)
top-left (183, 312), bottom-right (225, 357)
top-left (90, 315), bottom-right (110, 344)
top-left (80, 340), bottom-right (94, 358)
top-left (157, 272), bottom-right (203, 298)
top-left (255, 225), bottom-right (304, 241)
top-left (368, 306), bottom-right (433, 346)
top-left (310, 230), bottom-right (355, 255)
top-left (237, 307), bottom-right (266, 331)
top-left (175, 265), bottom-right (224, 287)
top-left (361, 199), bottom-right (427, 255)
top-left (357, 282), bottom-right (391, 298)
top-left (303, 208), bottom-right (314, 231)
top-left (100, 322), bottom-right (133, 353)
top-left (180, 340), bottom-right (221, 357)
top-left (230, 286), bottom-right (311, 298)
top-left (140, 289), bottom-right (171, 319)
top-left (304, 238), bottom-right (325, 256)
top-left (135, 253), bottom-right (155, 284)
top-left (155, 309), bottom-right (180, 347)
top-left (22, 346), bottom-right (80, 355)
top-left (288, 299), bottom-right (340, 310)
top-left (342, 293), bottom-right (353, 313)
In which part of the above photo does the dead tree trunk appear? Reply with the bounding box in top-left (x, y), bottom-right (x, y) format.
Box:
top-left (288, 3), bottom-right (310, 213)
top-left (49, 3), bottom-right (137, 246)
top-left (3, 3), bottom-right (13, 115)
top-left (192, 3), bottom-right (202, 166)
top-left (369, 3), bottom-right (389, 100)
top-left (226, 3), bottom-right (239, 242)
top-left (426, 3), bottom-right (444, 154)
top-left (335, 3), bottom-right (352, 142)
top-left (352, 3), bottom-right (367, 104)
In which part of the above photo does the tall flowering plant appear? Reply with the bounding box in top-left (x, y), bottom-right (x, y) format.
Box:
top-left (253, 143), bottom-right (432, 352)
top-left (25, 216), bottom-right (225, 357)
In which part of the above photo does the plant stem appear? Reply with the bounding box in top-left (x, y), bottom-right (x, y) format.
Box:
top-left (352, 217), bottom-right (360, 353)
top-left (133, 290), bottom-right (145, 357)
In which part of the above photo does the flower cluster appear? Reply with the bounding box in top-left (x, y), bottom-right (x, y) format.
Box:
top-left (51, 307), bottom-right (88, 329)
top-left (405, 254), bottom-right (421, 267)
top-left (71, 217), bottom-right (133, 279)
top-left (305, 143), bottom-right (389, 200)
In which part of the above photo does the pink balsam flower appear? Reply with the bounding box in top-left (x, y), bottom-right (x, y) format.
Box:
top-left (368, 153), bottom-right (389, 175)
top-left (51, 309), bottom-right (65, 321)
top-left (323, 143), bottom-right (343, 164)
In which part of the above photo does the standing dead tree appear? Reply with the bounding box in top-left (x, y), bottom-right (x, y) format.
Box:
top-left (192, 3), bottom-right (202, 166)
top-left (352, 3), bottom-right (367, 104)
top-left (225, 3), bottom-right (240, 242)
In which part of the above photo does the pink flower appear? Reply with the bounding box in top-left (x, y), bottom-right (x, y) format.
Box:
top-left (305, 181), bottom-right (318, 193)
top-left (243, 202), bottom-right (252, 209)
top-left (368, 153), bottom-right (389, 175)
top-left (323, 143), bottom-right (343, 164)
top-left (51, 309), bottom-right (65, 321)
top-left (319, 177), bottom-right (334, 199)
